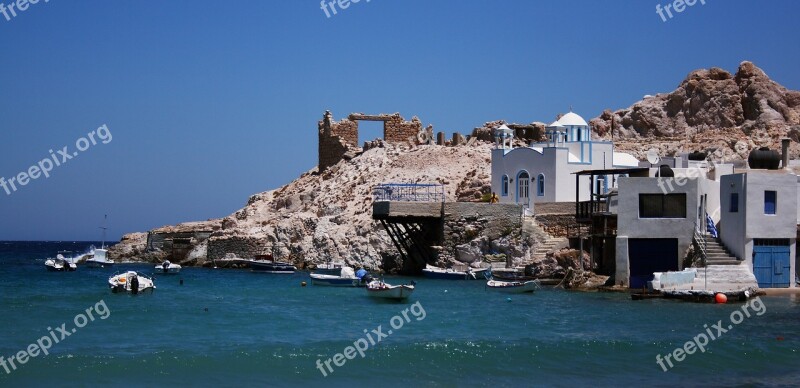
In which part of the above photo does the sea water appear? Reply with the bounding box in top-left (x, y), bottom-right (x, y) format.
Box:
top-left (1, 241), bottom-right (799, 387)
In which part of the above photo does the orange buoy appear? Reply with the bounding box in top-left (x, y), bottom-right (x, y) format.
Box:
top-left (715, 293), bottom-right (728, 304)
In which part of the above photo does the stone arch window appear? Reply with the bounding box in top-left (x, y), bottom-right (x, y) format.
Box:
top-left (537, 174), bottom-right (545, 196)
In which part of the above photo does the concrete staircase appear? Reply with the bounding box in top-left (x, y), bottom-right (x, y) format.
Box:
top-left (700, 236), bottom-right (740, 265)
top-left (533, 237), bottom-right (567, 260)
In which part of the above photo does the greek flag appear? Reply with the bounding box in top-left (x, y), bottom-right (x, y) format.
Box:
top-left (706, 213), bottom-right (718, 238)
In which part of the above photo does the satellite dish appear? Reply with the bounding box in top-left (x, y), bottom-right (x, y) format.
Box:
top-left (646, 148), bottom-right (661, 165)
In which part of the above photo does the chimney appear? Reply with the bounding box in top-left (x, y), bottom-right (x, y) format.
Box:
top-left (781, 138), bottom-right (790, 169)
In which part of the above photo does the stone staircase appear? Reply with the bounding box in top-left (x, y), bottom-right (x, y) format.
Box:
top-left (533, 237), bottom-right (567, 260)
top-left (699, 236), bottom-right (740, 265)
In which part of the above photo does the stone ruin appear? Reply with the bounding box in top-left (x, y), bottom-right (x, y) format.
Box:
top-left (318, 110), bottom-right (478, 172)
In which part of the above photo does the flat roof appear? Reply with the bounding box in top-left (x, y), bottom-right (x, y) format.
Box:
top-left (573, 167), bottom-right (649, 176)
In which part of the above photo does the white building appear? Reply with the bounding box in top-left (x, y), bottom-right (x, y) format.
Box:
top-left (491, 111), bottom-right (639, 209)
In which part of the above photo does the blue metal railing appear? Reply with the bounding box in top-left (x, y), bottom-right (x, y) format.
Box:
top-left (373, 183), bottom-right (445, 203)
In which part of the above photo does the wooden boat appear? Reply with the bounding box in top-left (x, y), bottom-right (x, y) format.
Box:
top-left (249, 254), bottom-right (296, 274)
top-left (366, 280), bottom-right (415, 300)
top-left (422, 265), bottom-right (488, 280)
top-left (486, 279), bottom-right (540, 293)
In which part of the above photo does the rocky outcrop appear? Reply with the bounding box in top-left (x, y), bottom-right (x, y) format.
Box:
top-left (112, 143), bottom-right (497, 270)
top-left (592, 61), bottom-right (800, 162)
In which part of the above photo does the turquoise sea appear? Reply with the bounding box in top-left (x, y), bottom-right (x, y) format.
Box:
top-left (1, 241), bottom-right (799, 387)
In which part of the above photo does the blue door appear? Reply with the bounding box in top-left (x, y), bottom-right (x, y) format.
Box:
top-left (753, 245), bottom-right (791, 288)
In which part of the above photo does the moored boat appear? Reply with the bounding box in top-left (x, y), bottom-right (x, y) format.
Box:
top-left (486, 279), bottom-right (540, 293)
top-left (108, 271), bottom-right (155, 294)
top-left (313, 260), bottom-right (347, 276)
top-left (155, 260), bottom-right (181, 274)
top-left (366, 280), bottom-right (415, 300)
top-left (85, 247), bottom-right (115, 268)
top-left (249, 254), bottom-right (296, 274)
top-left (310, 266), bottom-right (372, 287)
top-left (422, 265), bottom-right (488, 280)
top-left (45, 253), bottom-right (77, 272)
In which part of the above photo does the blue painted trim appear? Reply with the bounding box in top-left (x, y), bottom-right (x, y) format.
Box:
top-left (537, 173), bottom-right (545, 196)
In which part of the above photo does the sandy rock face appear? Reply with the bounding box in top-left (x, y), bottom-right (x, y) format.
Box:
top-left (592, 61), bottom-right (800, 162)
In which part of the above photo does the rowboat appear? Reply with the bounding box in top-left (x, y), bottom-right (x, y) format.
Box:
top-left (366, 280), bottom-right (415, 300)
top-left (310, 266), bottom-right (371, 287)
top-left (422, 265), bottom-right (488, 280)
top-left (486, 279), bottom-right (540, 293)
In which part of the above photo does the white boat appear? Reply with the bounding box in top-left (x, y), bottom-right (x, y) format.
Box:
top-left (85, 247), bottom-right (114, 268)
top-left (311, 266), bottom-right (371, 287)
top-left (486, 279), bottom-right (540, 293)
top-left (155, 260), bottom-right (181, 274)
top-left (422, 265), bottom-right (489, 280)
top-left (108, 271), bottom-right (155, 294)
top-left (45, 254), bottom-right (77, 272)
top-left (313, 260), bottom-right (347, 275)
top-left (86, 217), bottom-right (115, 268)
top-left (365, 280), bottom-right (415, 300)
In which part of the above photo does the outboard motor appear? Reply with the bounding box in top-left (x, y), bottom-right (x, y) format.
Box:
top-left (130, 274), bottom-right (139, 295)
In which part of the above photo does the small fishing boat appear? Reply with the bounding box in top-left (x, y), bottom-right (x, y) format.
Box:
top-left (313, 260), bottom-right (347, 275)
top-left (85, 247), bottom-right (115, 268)
top-left (422, 265), bottom-right (488, 280)
top-left (45, 254), bottom-right (77, 272)
top-left (310, 266), bottom-right (372, 287)
top-left (486, 279), bottom-right (540, 294)
top-left (489, 268), bottom-right (537, 282)
top-left (249, 254), bottom-right (296, 274)
top-left (155, 260), bottom-right (181, 274)
top-left (366, 280), bottom-right (415, 300)
top-left (108, 271), bottom-right (155, 294)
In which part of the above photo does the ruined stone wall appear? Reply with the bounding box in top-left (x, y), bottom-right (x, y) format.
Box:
top-left (147, 231), bottom-right (212, 251)
top-left (535, 214), bottom-right (579, 237)
top-left (384, 115), bottom-right (422, 142)
top-left (207, 235), bottom-right (275, 261)
top-left (318, 111), bottom-right (359, 172)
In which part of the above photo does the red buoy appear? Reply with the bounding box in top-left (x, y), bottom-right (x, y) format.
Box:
top-left (715, 293), bottom-right (728, 304)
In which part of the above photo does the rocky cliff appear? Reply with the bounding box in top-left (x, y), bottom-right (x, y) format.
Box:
top-left (591, 61), bottom-right (800, 161)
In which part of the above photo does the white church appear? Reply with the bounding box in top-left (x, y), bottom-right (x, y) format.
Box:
top-left (491, 111), bottom-right (640, 208)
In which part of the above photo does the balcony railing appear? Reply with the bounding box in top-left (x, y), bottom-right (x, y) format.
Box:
top-left (576, 200), bottom-right (608, 223)
top-left (373, 183), bottom-right (445, 203)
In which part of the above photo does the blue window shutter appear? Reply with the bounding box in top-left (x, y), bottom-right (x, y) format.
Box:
top-left (765, 191), bottom-right (777, 215)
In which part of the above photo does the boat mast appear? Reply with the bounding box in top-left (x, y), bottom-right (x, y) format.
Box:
top-left (99, 214), bottom-right (108, 249)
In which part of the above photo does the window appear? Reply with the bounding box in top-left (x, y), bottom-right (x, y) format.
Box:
top-left (537, 174), bottom-right (545, 196)
top-left (729, 193), bottom-right (739, 213)
top-left (639, 194), bottom-right (687, 218)
top-left (765, 191), bottom-right (777, 215)
top-left (501, 175), bottom-right (509, 197)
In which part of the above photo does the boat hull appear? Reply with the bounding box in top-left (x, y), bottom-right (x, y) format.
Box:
top-left (85, 260), bottom-right (114, 268)
top-left (250, 261), bottom-right (296, 274)
top-left (422, 268), bottom-right (488, 280)
top-left (486, 280), bottom-right (539, 294)
top-left (366, 282), bottom-right (415, 300)
top-left (310, 274), bottom-right (360, 287)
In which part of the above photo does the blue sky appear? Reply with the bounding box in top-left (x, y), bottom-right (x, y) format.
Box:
top-left (0, 0), bottom-right (798, 241)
